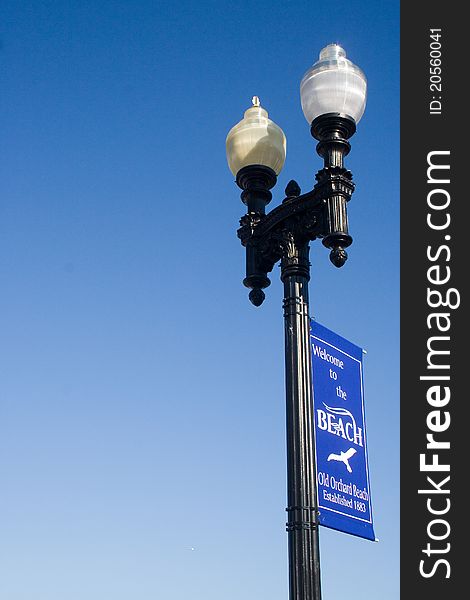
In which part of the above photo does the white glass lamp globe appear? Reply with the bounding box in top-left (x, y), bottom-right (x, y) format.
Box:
top-left (300, 44), bottom-right (367, 125)
top-left (226, 97), bottom-right (287, 176)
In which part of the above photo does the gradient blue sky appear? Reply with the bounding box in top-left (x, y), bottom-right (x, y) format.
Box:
top-left (0, 2), bottom-right (399, 598)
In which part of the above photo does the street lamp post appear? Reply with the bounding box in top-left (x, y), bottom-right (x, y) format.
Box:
top-left (226, 45), bottom-right (367, 600)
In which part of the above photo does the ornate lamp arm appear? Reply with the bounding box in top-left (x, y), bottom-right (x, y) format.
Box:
top-left (236, 114), bottom-right (356, 306)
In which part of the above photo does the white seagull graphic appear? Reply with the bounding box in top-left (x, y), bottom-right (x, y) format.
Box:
top-left (327, 447), bottom-right (357, 473)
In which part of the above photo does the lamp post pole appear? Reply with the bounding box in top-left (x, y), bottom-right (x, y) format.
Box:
top-left (282, 242), bottom-right (322, 600)
top-left (226, 45), bottom-right (367, 600)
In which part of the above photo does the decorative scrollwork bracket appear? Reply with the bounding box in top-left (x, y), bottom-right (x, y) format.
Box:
top-left (235, 114), bottom-right (357, 305)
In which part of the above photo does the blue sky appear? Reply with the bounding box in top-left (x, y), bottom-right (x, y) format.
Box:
top-left (0, 1), bottom-right (399, 598)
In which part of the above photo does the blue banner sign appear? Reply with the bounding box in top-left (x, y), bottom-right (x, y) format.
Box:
top-left (310, 321), bottom-right (376, 541)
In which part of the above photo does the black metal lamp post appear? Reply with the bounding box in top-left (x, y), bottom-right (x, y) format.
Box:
top-left (226, 45), bottom-right (367, 600)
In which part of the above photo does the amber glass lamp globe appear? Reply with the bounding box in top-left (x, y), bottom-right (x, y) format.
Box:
top-left (226, 97), bottom-right (286, 176)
